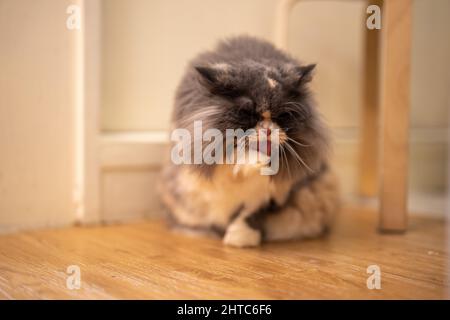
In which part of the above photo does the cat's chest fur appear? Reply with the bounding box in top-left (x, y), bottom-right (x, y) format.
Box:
top-left (175, 164), bottom-right (293, 228)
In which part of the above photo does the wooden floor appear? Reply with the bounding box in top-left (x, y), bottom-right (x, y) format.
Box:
top-left (0, 207), bottom-right (448, 299)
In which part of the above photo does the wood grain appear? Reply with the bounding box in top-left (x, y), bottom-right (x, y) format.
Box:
top-left (379, 0), bottom-right (412, 231)
top-left (0, 207), bottom-right (447, 299)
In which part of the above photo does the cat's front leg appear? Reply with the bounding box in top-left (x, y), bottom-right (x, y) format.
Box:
top-left (223, 210), bottom-right (262, 247)
top-left (223, 220), bottom-right (262, 247)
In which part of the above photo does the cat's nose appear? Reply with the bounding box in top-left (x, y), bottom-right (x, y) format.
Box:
top-left (258, 120), bottom-right (275, 130)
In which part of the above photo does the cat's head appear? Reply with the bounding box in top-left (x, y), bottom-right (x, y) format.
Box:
top-left (175, 60), bottom-right (329, 179)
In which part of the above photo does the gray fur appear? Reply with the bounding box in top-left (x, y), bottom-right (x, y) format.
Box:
top-left (159, 36), bottom-right (339, 246)
top-left (172, 35), bottom-right (330, 179)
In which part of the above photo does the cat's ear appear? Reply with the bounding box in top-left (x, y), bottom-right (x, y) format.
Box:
top-left (195, 66), bottom-right (221, 85)
top-left (195, 64), bottom-right (230, 87)
top-left (195, 64), bottom-right (239, 96)
top-left (294, 64), bottom-right (316, 85)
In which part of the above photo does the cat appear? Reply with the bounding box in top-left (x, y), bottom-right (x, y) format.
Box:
top-left (159, 35), bottom-right (340, 247)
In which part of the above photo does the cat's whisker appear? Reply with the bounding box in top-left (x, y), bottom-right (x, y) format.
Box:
top-left (280, 144), bottom-right (291, 179)
top-left (285, 136), bottom-right (310, 148)
top-left (282, 101), bottom-right (308, 111)
top-left (178, 106), bottom-right (221, 128)
top-left (284, 142), bottom-right (314, 173)
top-left (281, 102), bottom-right (312, 121)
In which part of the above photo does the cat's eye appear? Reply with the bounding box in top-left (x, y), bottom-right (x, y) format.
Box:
top-left (237, 108), bottom-right (257, 120)
top-left (235, 107), bottom-right (259, 128)
top-left (276, 111), bottom-right (293, 122)
top-left (276, 108), bottom-right (310, 124)
top-left (235, 96), bottom-right (254, 109)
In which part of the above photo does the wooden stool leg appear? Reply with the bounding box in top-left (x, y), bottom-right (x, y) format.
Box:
top-left (379, 0), bottom-right (412, 232)
top-left (359, 0), bottom-right (382, 197)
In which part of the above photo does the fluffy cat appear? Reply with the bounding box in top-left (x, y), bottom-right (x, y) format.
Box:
top-left (159, 36), bottom-right (339, 247)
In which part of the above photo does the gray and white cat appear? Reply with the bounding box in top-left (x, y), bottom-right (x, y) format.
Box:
top-left (159, 36), bottom-right (339, 247)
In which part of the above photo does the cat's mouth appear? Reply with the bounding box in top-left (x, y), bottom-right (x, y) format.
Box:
top-left (257, 128), bottom-right (272, 156)
top-left (254, 127), bottom-right (288, 157)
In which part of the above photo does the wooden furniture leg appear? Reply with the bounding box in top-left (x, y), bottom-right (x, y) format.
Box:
top-left (359, 0), bottom-right (382, 197)
top-left (379, 0), bottom-right (412, 232)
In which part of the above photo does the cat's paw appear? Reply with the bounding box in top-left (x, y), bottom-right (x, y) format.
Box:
top-left (232, 149), bottom-right (270, 178)
top-left (223, 223), bottom-right (261, 247)
top-left (232, 162), bottom-right (268, 179)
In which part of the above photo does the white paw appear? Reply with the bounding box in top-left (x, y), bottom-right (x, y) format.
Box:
top-left (232, 151), bottom-right (269, 178)
top-left (223, 223), bottom-right (261, 247)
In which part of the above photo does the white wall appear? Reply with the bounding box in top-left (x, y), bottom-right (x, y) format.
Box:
top-left (101, 0), bottom-right (279, 131)
top-left (0, 0), bottom-right (79, 231)
top-left (100, 0), bottom-right (449, 204)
